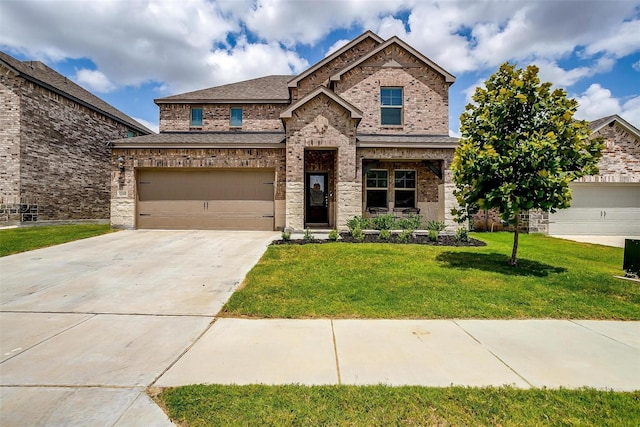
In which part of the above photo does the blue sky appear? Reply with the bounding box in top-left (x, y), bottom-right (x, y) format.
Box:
top-left (1, 0), bottom-right (639, 134)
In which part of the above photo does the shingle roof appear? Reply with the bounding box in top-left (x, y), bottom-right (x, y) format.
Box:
top-left (356, 133), bottom-right (458, 149)
top-left (0, 51), bottom-right (153, 135)
top-left (111, 131), bottom-right (285, 148)
top-left (155, 75), bottom-right (293, 104)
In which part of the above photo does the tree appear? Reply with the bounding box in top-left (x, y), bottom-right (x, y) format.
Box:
top-left (451, 63), bottom-right (604, 266)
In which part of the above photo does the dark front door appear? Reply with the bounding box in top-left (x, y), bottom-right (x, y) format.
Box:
top-left (306, 173), bottom-right (328, 225)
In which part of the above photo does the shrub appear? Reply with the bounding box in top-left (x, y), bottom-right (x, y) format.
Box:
top-left (396, 214), bottom-right (423, 230)
top-left (303, 228), bottom-right (314, 242)
top-left (347, 216), bottom-right (371, 232)
top-left (425, 220), bottom-right (446, 232)
top-left (379, 229), bottom-right (391, 241)
top-left (351, 227), bottom-right (365, 242)
top-left (397, 229), bottom-right (413, 243)
top-left (281, 231), bottom-right (291, 241)
top-left (428, 229), bottom-right (439, 242)
top-left (455, 227), bottom-right (469, 243)
top-left (372, 214), bottom-right (396, 230)
top-left (328, 229), bottom-right (339, 241)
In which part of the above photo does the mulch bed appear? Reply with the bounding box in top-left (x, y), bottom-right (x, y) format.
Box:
top-left (272, 233), bottom-right (486, 246)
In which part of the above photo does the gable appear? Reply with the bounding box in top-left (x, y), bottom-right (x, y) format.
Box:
top-left (280, 86), bottom-right (362, 121)
top-left (330, 36), bottom-right (455, 84)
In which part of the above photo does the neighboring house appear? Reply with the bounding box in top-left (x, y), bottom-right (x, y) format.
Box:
top-left (110, 31), bottom-right (459, 231)
top-left (0, 51), bottom-right (152, 225)
top-left (473, 115), bottom-right (640, 236)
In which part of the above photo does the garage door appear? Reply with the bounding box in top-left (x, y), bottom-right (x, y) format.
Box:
top-left (548, 183), bottom-right (640, 235)
top-left (137, 169), bottom-right (275, 230)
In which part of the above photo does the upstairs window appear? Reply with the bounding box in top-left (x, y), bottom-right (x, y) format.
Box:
top-left (394, 170), bottom-right (416, 208)
top-left (366, 170), bottom-right (388, 208)
top-left (230, 107), bottom-right (243, 127)
top-left (380, 87), bottom-right (403, 126)
top-left (191, 107), bottom-right (203, 127)
top-left (127, 131), bottom-right (135, 138)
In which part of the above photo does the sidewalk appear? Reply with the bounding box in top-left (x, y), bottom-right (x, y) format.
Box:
top-left (156, 318), bottom-right (640, 391)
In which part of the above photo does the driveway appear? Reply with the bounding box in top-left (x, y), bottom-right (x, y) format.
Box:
top-left (0, 230), bottom-right (277, 426)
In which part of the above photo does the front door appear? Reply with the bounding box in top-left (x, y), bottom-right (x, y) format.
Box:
top-left (306, 173), bottom-right (328, 225)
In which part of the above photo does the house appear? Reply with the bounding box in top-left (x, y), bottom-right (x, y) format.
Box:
top-left (473, 115), bottom-right (640, 236)
top-left (0, 51), bottom-right (152, 225)
top-left (534, 114), bottom-right (640, 236)
top-left (110, 31), bottom-right (460, 231)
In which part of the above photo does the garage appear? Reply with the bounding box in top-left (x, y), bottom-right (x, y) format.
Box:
top-left (137, 169), bottom-right (275, 230)
top-left (548, 183), bottom-right (640, 235)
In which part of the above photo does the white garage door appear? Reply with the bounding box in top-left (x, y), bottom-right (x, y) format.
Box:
top-left (137, 169), bottom-right (275, 230)
top-left (548, 183), bottom-right (640, 235)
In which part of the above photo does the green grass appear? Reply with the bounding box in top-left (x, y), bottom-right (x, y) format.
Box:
top-left (157, 384), bottom-right (640, 427)
top-left (0, 224), bottom-right (116, 256)
top-left (221, 233), bottom-right (639, 319)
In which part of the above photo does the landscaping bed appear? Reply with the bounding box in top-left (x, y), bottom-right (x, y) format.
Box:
top-left (272, 232), bottom-right (486, 246)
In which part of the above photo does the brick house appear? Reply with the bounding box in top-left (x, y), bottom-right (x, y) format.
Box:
top-left (473, 114), bottom-right (640, 236)
top-left (0, 51), bottom-right (152, 225)
top-left (110, 31), bottom-right (460, 231)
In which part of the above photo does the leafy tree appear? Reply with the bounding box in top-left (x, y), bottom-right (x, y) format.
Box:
top-left (451, 63), bottom-right (604, 265)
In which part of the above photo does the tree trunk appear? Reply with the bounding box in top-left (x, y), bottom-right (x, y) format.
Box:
top-left (510, 214), bottom-right (519, 266)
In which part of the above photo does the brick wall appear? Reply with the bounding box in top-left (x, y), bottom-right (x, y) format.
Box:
top-left (0, 68), bottom-right (134, 223)
top-left (110, 147), bottom-right (286, 229)
top-left (578, 123), bottom-right (640, 183)
top-left (0, 75), bottom-right (21, 212)
top-left (159, 103), bottom-right (286, 132)
top-left (334, 45), bottom-right (450, 135)
top-left (292, 37), bottom-right (380, 101)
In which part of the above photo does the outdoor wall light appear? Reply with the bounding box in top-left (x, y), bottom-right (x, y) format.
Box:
top-left (117, 156), bottom-right (125, 172)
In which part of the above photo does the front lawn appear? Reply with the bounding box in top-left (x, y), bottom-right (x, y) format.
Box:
top-left (156, 384), bottom-right (640, 427)
top-left (221, 233), bottom-right (639, 319)
top-left (0, 224), bottom-right (115, 257)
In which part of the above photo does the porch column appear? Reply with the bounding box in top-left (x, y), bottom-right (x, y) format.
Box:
top-left (443, 161), bottom-right (459, 231)
top-left (335, 144), bottom-right (361, 230)
top-left (285, 143), bottom-right (304, 231)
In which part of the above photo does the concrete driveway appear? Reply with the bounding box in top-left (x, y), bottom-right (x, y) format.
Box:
top-left (0, 230), bottom-right (277, 426)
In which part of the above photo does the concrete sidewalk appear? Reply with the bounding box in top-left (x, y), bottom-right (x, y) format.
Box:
top-left (156, 318), bottom-right (640, 391)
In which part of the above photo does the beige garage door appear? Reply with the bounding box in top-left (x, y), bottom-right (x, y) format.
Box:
top-left (137, 169), bottom-right (275, 230)
top-left (548, 183), bottom-right (640, 235)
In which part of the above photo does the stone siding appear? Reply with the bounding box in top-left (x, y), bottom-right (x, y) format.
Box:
top-left (110, 147), bottom-right (286, 229)
top-left (334, 45), bottom-right (450, 135)
top-left (0, 68), bottom-right (136, 224)
top-left (0, 77), bottom-right (21, 211)
top-left (159, 103), bottom-right (286, 132)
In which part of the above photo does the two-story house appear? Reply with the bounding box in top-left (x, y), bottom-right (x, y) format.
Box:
top-left (110, 31), bottom-right (459, 231)
top-left (0, 51), bottom-right (152, 225)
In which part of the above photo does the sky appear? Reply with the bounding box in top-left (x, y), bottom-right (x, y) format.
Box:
top-left (1, 0), bottom-right (639, 135)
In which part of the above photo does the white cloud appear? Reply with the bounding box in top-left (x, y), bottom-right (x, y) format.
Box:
top-left (324, 39), bottom-right (350, 58)
top-left (74, 69), bottom-right (115, 93)
top-left (536, 56), bottom-right (614, 88)
top-left (133, 117), bottom-right (159, 134)
top-left (633, 60), bottom-right (640, 72)
top-left (574, 84), bottom-right (640, 127)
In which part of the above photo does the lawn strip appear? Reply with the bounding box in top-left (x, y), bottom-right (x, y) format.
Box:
top-left (0, 224), bottom-right (115, 256)
top-left (156, 384), bottom-right (640, 427)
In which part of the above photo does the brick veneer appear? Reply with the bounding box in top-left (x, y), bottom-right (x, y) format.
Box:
top-left (159, 103), bottom-right (286, 132)
top-left (0, 69), bottom-right (134, 223)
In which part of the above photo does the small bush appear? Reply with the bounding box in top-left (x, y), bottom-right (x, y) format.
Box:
top-left (396, 214), bottom-right (422, 230)
top-left (455, 227), bottom-right (469, 243)
top-left (303, 228), bottom-right (314, 242)
top-left (425, 220), bottom-right (446, 232)
top-left (372, 214), bottom-right (396, 230)
top-left (351, 227), bottom-right (365, 242)
top-left (328, 229), bottom-right (339, 241)
top-left (281, 231), bottom-right (291, 241)
top-left (379, 229), bottom-right (391, 241)
top-left (347, 216), bottom-right (372, 232)
top-left (397, 229), bottom-right (413, 243)
top-left (428, 229), bottom-right (439, 242)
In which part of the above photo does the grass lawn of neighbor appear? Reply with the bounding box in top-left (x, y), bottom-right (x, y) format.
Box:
top-left (0, 224), bottom-right (115, 257)
top-left (221, 232), bottom-right (638, 320)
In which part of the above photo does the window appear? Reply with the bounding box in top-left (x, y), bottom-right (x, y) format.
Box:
top-left (366, 170), bottom-right (388, 208)
top-left (191, 107), bottom-right (203, 127)
top-left (380, 87), bottom-right (403, 125)
top-left (230, 107), bottom-right (243, 127)
top-left (394, 170), bottom-right (416, 208)
top-left (127, 131), bottom-right (135, 138)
